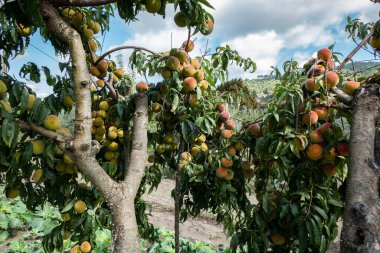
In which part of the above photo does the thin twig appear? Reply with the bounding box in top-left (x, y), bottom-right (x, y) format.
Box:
top-left (94, 46), bottom-right (157, 66)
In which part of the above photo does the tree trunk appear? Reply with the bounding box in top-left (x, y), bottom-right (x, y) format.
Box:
top-left (110, 197), bottom-right (140, 253)
top-left (340, 83), bottom-right (380, 252)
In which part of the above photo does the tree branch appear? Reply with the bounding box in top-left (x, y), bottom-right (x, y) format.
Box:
top-left (337, 31), bottom-right (374, 71)
top-left (52, 0), bottom-right (118, 7)
top-left (105, 73), bottom-right (119, 100)
top-left (122, 93), bottom-right (148, 197)
top-left (17, 120), bottom-right (61, 140)
top-left (40, 0), bottom-right (118, 201)
top-left (94, 46), bottom-right (157, 66)
top-left (331, 87), bottom-right (354, 105)
top-left (40, 0), bottom-right (92, 151)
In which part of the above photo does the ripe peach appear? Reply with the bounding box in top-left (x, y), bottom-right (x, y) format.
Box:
top-left (318, 122), bottom-right (332, 135)
top-left (96, 79), bottom-right (105, 87)
top-left (219, 111), bottom-right (230, 122)
top-left (182, 77), bottom-right (197, 92)
top-left (315, 107), bottom-right (328, 121)
top-left (327, 59), bottom-right (335, 70)
top-left (182, 64), bottom-right (196, 77)
top-left (227, 146), bottom-right (236, 156)
top-left (70, 245), bottom-right (79, 253)
top-left (89, 66), bottom-right (100, 77)
top-left (322, 163), bottom-right (336, 177)
top-left (191, 59), bottom-right (200, 69)
top-left (80, 241), bottom-right (92, 253)
top-left (305, 78), bottom-right (320, 92)
top-left (303, 111), bottom-right (318, 125)
top-left (198, 80), bottom-right (209, 91)
top-left (194, 69), bottom-right (205, 82)
top-left (247, 123), bottom-right (261, 136)
top-left (201, 19), bottom-right (214, 35)
top-left (96, 60), bottom-right (108, 73)
top-left (114, 68), bottom-right (124, 79)
top-left (336, 142), bottom-right (349, 157)
top-left (317, 48), bottom-right (332, 61)
top-left (224, 170), bottom-right (234, 181)
top-left (309, 130), bottom-right (323, 144)
top-left (311, 64), bottom-right (325, 77)
top-left (136, 82), bottom-right (149, 93)
top-left (197, 134), bottom-right (206, 143)
top-left (182, 40), bottom-right (194, 52)
top-left (323, 147), bottom-right (336, 161)
top-left (44, 115), bottom-right (61, 130)
top-left (7, 188), bottom-right (20, 199)
top-left (325, 71), bottom-right (339, 89)
top-left (191, 146), bottom-right (201, 157)
top-left (306, 144), bottom-right (323, 160)
top-left (225, 120), bottom-right (235, 130)
top-left (216, 167), bottom-right (228, 178)
top-left (217, 104), bottom-right (225, 112)
top-left (270, 233), bottom-right (286, 246)
top-left (220, 157), bottom-right (233, 168)
top-left (166, 56), bottom-right (180, 71)
top-left (221, 129), bottom-right (233, 139)
top-left (174, 49), bottom-right (188, 63)
top-left (181, 152), bottom-right (192, 162)
top-left (294, 134), bottom-right (307, 151)
top-left (343, 80), bottom-right (360, 96)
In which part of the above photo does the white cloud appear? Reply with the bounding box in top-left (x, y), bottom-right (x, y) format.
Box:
top-left (222, 31), bottom-right (284, 76)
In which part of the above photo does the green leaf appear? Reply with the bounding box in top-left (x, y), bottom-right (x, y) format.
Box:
top-left (312, 205), bottom-right (328, 220)
top-left (327, 199), bottom-right (344, 208)
top-left (20, 88), bottom-right (29, 113)
top-left (61, 198), bottom-right (76, 213)
top-left (2, 118), bottom-right (16, 147)
top-left (299, 226), bottom-right (308, 253)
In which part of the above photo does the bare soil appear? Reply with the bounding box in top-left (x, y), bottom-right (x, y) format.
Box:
top-left (143, 179), bottom-right (230, 247)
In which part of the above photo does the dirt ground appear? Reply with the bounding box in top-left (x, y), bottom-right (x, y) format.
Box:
top-left (143, 179), bottom-right (230, 247)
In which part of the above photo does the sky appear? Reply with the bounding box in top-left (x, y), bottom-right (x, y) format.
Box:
top-left (6, 0), bottom-right (380, 97)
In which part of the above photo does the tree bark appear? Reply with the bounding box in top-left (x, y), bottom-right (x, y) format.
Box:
top-left (40, 2), bottom-right (149, 252)
top-left (340, 84), bottom-right (380, 252)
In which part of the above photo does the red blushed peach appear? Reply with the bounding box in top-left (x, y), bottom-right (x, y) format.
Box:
top-left (309, 130), bottom-right (324, 144)
top-left (306, 144), bottom-right (323, 160)
top-left (247, 123), bottom-right (261, 136)
top-left (318, 122), bottom-right (332, 135)
top-left (136, 82), bottom-right (149, 92)
top-left (343, 80), bottom-right (360, 96)
top-left (166, 56), bottom-right (180, 71)
top-left (303, 111), bottom-right (318, 125)
top-left (220, 157), bottom-right (233, 168)
top-left (182, 64), bottom-right (196, 77)
top-left (224, 170), bottom-right (234, 181)
top-left (227, 146), bottom-right (236, 156)
top-left (317, 48), bottom-right (332, 61)
top-left (325, 71), bottom-right (339, 89)
top-left (336, 142), bottom-right (349, 157)
top-left (217, 104), bottom-right (225, 112)
top-left (322, 163), bottom-right (336, 177)
top-left (216, 167), bottom-right (228, 178)
top-left (305, 78), bottom-right (320, 92)
top-left (225, 120), bottom-right (235, 130)
top-left (323, 147), bottom-right (337, 161)
top-left (182, 40), bottom-right (195, 52)
top-left (219, 111), bottom-right (230, 122)
top-left (311, 64), bottom-right (325, 77)
top-left (315, 107), bottom-right (328, 121)
top-left (182, 77), bottom-right (197, 92)
top-left (221, 129), bottom-right (233, 139)
top-left (327, 59), bottom-right (335, 70)
top-left (188, 94), bottom-right (198, 107)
